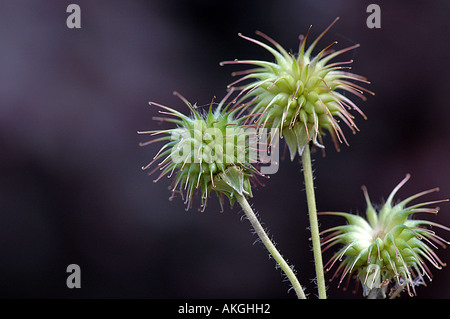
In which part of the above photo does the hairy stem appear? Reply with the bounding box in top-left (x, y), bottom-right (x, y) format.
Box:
top-left (235, 193), bottom-right (307, 299)
top-left (301, 144), bottom-right (327, 299)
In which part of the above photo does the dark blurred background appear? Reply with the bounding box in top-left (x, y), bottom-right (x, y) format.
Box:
top-left (0, 0), bottom-right (448, 299)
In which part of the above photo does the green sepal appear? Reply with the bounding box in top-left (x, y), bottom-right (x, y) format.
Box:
top-left (283, 129), bottom-right (298, 161)
top-left (212, 166), bottom-right (253, 207)
top-left (294, 121), bottom-right (314, 156)
top-left (282, 122), bottom-right (316, 161)
top-left (213, 166), bottom-right (244, 195)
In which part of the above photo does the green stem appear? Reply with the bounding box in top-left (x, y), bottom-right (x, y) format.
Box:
top-left (301, 144), bottom-right (327, 299)
top-left (235, 193), bottom-right (307, 299)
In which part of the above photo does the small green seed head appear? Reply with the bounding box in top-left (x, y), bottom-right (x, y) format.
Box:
top-left (221, 18), bottom-right (374, 160)
top-left (139, 92), bottom-right (259, 211)
top-left (320, 174), bottom-right (449, 298)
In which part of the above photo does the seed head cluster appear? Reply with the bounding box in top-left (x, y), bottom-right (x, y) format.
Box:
top-left (138, 92), bottom-right (258, 211)
top-left (320, 175), bottom-right (449, 298)
top-left (221, 17), bottom-right (374, 159)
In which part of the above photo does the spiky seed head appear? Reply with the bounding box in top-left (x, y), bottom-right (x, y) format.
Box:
top-left (138, 91), bottom-right (260, 212)
top-left (221, 17), bottom-right (374, 160)
top-left (320, 174), bottom-right (449, 298)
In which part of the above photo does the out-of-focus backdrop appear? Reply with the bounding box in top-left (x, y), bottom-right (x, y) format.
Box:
top-left (0, 0), bottom-right (448, 298)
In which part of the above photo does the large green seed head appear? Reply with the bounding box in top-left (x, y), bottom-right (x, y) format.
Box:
top-left (221, 18), bottom-right (374, 160)
top-left (139, 92), bottom-right (258, 211)
top-left (320, 174), bottom-right (449, 298)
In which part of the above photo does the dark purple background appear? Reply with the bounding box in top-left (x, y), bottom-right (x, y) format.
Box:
top-left (0, 0), bottom-right (448, 298)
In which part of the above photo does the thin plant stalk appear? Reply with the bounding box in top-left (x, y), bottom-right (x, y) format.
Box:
top-left (235, 193), bottom-right (307, 299)
top-left (301, 144), bottom-right (327, 299)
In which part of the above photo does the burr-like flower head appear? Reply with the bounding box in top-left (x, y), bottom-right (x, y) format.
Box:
top-left (138, 91), bottom-right (261, 211)
top-left (221, 17), bottom-right (374, 160)
top-left (320, 174), bottom-right (449, 298)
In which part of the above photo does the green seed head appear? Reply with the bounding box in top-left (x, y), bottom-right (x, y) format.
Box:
top-left (138, 91), bottom-right (259, 211)
top-left (320, 174), bottom-right (449, 298)
top-left (221, 18), bottom-right (374, 160)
